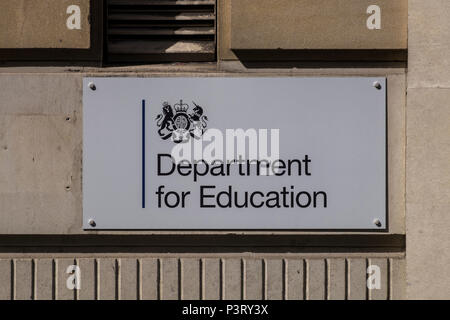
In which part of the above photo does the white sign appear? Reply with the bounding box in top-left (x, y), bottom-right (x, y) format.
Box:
top-left (83, 77), bottom-right (386, 230)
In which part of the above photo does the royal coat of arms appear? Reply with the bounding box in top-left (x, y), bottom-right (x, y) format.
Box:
top-left (155, 100), bottom-right (208, 143)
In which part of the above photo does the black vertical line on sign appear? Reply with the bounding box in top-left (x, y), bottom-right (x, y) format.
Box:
top-left (142, 99), bottom-right (146, 209)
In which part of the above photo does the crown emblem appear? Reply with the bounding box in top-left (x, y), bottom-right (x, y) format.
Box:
top-left (156, 99), bottom-right (209, 143)
top-left (174, 99), bottom-right (189, 113)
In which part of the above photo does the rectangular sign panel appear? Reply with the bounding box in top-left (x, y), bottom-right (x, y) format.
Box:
top-left (83, 77), bottom-right (386, 230)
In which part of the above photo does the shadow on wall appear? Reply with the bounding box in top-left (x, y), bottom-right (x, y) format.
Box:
top-left (231, 49), bottom-right (407, 69)
top-left (0, 234), bottom-right (405, 253)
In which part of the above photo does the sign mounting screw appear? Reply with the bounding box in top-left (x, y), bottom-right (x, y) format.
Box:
top-left (88, 219), bottom-right (96, 227)
top-left (373, 218), bottom-right (382, 227)
top-left (373, 81), bottom-right (382, 90)
top-left (88, 82), bottom-right (96, 91)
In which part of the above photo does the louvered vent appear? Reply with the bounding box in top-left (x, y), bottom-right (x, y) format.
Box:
top-left (107, 0), bottom-right (216, 63)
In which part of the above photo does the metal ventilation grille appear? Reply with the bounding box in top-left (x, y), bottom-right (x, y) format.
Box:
top-left (107, 0), bottom-right (216, 63)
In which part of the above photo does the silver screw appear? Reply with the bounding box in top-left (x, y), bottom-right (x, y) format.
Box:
top-left (373, 81), bottom-right (382, 90)
top-left (88, 82), bottom-right (96, 91)
top-left (373, 219), bottom-right (382, 227)
top-left (88, 219), bottom-right (96, 227)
